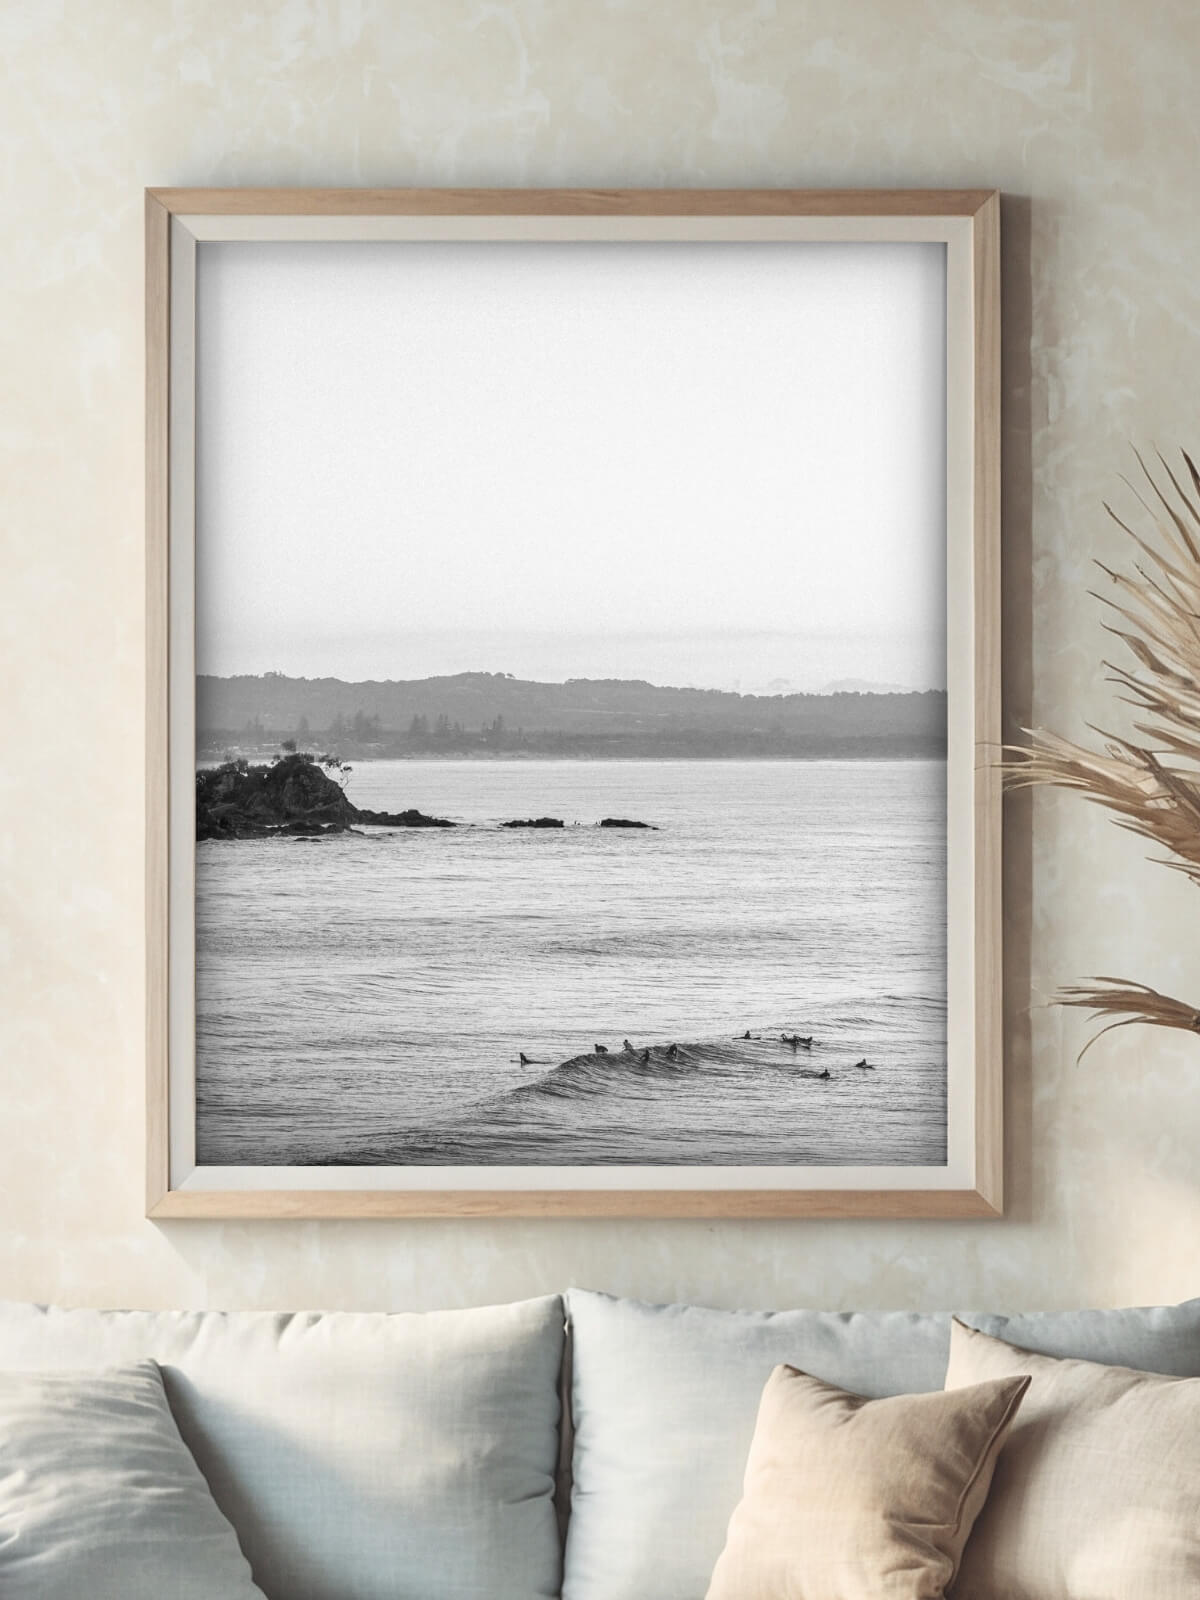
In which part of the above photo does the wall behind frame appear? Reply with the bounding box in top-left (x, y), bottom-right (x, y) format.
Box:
top-left (1, 0), bottom-right (1198, 1311)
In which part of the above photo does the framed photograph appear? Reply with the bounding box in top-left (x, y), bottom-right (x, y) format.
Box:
top-left (146, 187), bottom-right (1001, 1219)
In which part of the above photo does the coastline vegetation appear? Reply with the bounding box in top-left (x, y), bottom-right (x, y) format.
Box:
top-left (197, 676), bottom-right (946, 764)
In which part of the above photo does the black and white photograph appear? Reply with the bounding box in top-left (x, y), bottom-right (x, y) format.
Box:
top-left (191, 234), bottom-right (951, 1171)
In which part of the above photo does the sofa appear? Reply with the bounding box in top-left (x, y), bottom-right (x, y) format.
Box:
top-left (0, 1287), bottom-right (1198, 1599)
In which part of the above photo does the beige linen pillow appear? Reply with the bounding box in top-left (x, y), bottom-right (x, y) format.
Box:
top-left (705, 1362), bottom-right (1029, 1600)
top-left (946, 1319), bottom-right (1200, 1598)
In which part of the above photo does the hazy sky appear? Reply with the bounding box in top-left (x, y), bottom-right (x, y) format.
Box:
top-left (196, 239), bottom-right (946, 692)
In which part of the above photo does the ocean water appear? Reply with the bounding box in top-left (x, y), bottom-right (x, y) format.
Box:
top-left (195, 759), bottom-right (947, 1166)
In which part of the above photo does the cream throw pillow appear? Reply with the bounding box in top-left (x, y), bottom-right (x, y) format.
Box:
top-left (946, 1319), bottom-right (1200, 1598)
top-left (705, 1363), bottom-right (1029, 1600)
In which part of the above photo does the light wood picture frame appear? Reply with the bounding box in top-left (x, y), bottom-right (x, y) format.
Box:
top-left (146, 187), bottom-right (1001, 1219)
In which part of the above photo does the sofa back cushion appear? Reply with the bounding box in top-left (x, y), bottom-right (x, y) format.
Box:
top-left (0, 1296), bottom-right (565, 1600)
top-left (562, 1289), bottom-right (1200, 1600)
top-left (562, 1289), bottom-right (951, 1600)
top-left (964, 1300), bottom-right (1200, 1374)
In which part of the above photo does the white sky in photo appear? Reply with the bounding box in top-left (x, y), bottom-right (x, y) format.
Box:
top-left (196, 239), bottom-right (946, 693)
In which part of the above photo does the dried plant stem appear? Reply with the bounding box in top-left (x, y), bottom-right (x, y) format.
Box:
top-left (1055, 980), bottom-right (1200, 1060)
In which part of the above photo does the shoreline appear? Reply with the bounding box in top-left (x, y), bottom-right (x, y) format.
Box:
top-left (197, 750), bottom-right (949, 768)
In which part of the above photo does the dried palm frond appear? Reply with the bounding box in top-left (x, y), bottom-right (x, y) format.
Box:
top-left (1002, 448), bottom-right (1200, 1057)
top-left (1054, 980), bottom-right (1200, 1061)
top-left (1002, 730), bottom-right (1200, 884)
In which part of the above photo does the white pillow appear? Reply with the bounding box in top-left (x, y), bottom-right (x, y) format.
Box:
top-left (0, 1361), bottom-right (266, 1600)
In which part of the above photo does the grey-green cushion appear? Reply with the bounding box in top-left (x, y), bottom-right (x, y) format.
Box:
top-left (0, 1297), bottom-right (565, 1600)
top-left (0, 1361), bottom-right (265, 1600)
top-left (965, 1300), bottom-right (1200, 1375)
top-left (562, 1288), bottom-right (1200, 1600)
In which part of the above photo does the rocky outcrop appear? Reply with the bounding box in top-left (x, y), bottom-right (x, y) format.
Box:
top-left (195, 755), bottom-right (665, 839)
top-left (196, 754), bottom-right (455, 840)
top-left (355, 806), bottom-right (456, 828)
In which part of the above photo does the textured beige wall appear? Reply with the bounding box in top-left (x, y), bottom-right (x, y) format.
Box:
top-left (2, 0), bottom-right (1198, 1314)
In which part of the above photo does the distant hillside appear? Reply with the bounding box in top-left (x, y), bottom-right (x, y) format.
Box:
top-left (197, 671), bottom-right (947, 760)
